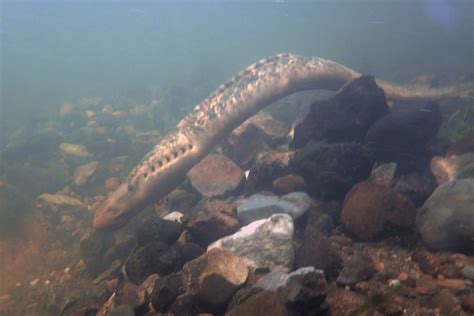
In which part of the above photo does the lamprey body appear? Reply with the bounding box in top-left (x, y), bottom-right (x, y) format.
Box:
top-left (93, 53), bottom-right (473, 230)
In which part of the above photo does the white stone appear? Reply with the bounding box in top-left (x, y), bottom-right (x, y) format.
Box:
top-left (163, 211), bottom-right (184, 223)
top-left (236, 192), bottom-right (311, 225)
top-left (208, 214), bottom-right (294, 272)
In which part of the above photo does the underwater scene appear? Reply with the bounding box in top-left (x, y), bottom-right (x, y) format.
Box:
top-left (1, 1), bottom-right (474, 315)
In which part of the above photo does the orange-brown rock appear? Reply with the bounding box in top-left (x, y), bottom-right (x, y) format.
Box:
top-left (225, 291), bottom-right (288, 316)
top-left (340, 180), bottom-right (416, 241)
top-left (187, 154), bottom-right (244, 198)
top-left (272, 174), bottom-right (306, 195)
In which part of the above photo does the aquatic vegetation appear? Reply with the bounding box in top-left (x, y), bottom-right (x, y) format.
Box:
top-left (440, 103), bottom-right (474, 141)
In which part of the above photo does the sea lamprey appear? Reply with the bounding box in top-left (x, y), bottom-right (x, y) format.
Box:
top-left (93, 53), bottom-right (474, 230)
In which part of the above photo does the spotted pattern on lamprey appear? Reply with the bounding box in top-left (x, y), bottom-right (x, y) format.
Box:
top-left (94, 52), bottom-right (474, 230)
top-left (125, 53), bottom-right (322, 189)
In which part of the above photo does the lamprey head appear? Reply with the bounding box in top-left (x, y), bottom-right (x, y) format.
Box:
top-left (92, 180), bottom-right (146, 230)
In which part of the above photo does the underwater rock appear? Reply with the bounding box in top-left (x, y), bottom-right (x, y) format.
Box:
top-left (461, 265), bottom-right (474, 280)
top-left (208, 214), bottom-right (295, 272)
top-left (167, 293), bottom-right (201, 315)
top-left (340, 180), bottom-right (416, 241)
top-left (37, 193), bottom-right (84, 208)
top-left (394, 173), bottom-right (437, 207)
top-left (183, 199), bottom-right (239, 246)
top-left (225, 123), bottom-right (270, 168)
top-left (294, 230), bottom-right (341, 281)
top-left (416, 179), bottom-right (474, 252)
top-left (244, 150), bottom-right (293, 194)
top-left (370, 162), bottom-right (397, 186)
top-left (304, 208), bottom-right (334, 237)
top-left (226, 113), bottom-right (291, 167)
top-left (136, 217), bottom-right (183, 247)
top-left (291, 75), bottom-right (388, 148)
top-left (163, 211), bottom-right (185, 223)
top-left (187, 154), bottom-right (244, 198)
top-left (0, 181), bottom-right (33, 234)
top-left (116, 282), bottom-right (149, 314)
top-left (235, 112), bottom-right (291, 145)
top-left (365, 102), bottom-right (442, 170)
top-left (124, 241), bottom-right (169, 284)
top-left (235, 192), bottom-right (311, 225)
top-left (106, 304), bottom-right (135, 316)
top-left (336, 251), bottom-right (375, 286)
top-left (59, 142), bottom-right (94, 164)
top-left (290, 142), bottom-right (374, 201)
top-left (255, 267), bottom-right (327, 309)
top-left (73, 161), bottom-right (99, 186)
top-left (180, 248), bottom-right (248, 312)
top-left (272, 174), bottom-right (306, 195)
top-left (151, 273), bottom-right (183, 312)
top-left (226, 291), bottom-right (288, 316)
top-left (164, 188), bottom-right (200, 213)
top-left (430, 153), bottom-right (474, 184)
top-left (125, 240), bottom-right (204, 284)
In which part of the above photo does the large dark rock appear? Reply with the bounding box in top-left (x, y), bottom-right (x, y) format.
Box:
top-left (366, 102), bottom-right (442, 171)
top-left (184, 199), bottom-right (239, 246)
top-left (290, 142), bottom-right (374, 201)
top-left (125, 241), bottom-right (169, 284)
top-left (136, 217), bottom-right (183, 247)
top-left (394, 172), bottom-right (437, 207)
top-left (124, 240), bottom-right (204, 284)
top-left (295, 230), bottom-right (341, 281)
top-left (290, 75), bottom-right (388, 148)
top-left (150, 273), bottom-right (183, 312)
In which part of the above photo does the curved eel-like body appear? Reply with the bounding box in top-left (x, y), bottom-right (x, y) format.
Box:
top-left (93, 53), bottom-right (473, 230)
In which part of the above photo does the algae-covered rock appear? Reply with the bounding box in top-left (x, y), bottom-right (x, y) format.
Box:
top-left (290, 142), bottom-right (374, 201)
